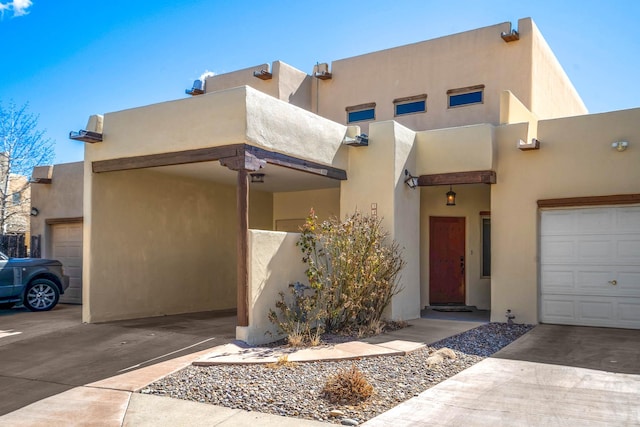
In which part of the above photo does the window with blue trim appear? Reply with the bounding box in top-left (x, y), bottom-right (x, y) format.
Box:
top-left (394, 95), bottom-right (427, 116)
top-left (346, 103), bottom-right (376, 123)
top-left (447, 85), bottom-right (484, 108)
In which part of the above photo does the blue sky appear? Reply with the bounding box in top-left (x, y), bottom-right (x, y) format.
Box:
top-left (1, 0), bottom-right (639, 164)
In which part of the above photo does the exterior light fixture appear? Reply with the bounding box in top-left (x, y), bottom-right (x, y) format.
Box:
top-left (404, 169), bottom-right (418, 189)
top-left (612, 141), bottom-right (628, 152)
top-left (446, 186), bottom-right (456, 206)
top-left (30, 207), bottom-right (39, 216)
top-left (250, 173), bottom-right (265, 183)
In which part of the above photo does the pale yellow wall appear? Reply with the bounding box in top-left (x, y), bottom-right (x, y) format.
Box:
top-left (244, 88), bottom-right (349, 169)
top-left (500, 90), bottom-right (538, 125)
top-left (237, 230), bottom-right (307, 345)
top-left (93, 87), bottom-right (249, 161)
top-left (203, 61), bottom-right (312, 110)
top-left (419, 184), bottom-right (491, 310)
top-left (204, 63), bottom-right (278, 99)
top-left (31, 162), bottom-right (84, 257)
top-left (530, 20), bottom-right (588, 118)
top-left (273, 188), bottom-right (340, 229)
top-left (249, 190), bottom-right (273, 230)
top-left (492, 107), bottom-right (640, 324)
top-left (273, 61), bottom-right (312, 110)
top-left (314, 20), bottom-right (533, 134)
top-left (84, 169), bottom-right (238, 322)
top-left (415, 124), bottom-right (495, 175)
top-left (87, 85), bottom-right (349, 172)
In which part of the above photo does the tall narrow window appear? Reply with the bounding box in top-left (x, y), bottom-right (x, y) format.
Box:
top-left (447, 85), bottom-right (484, 108)
top-left (346, 103), bottom-right (376, 123)
top-left (481, 216), bottom-right (491, 278)
top-left (394, 94), bottom-right (427, 116)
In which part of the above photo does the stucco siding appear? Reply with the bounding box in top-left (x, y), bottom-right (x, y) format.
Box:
top-left (491, 108), bottom-right (640, 324)
top-left (31, 162), bottom-right (84, 249)
top-left (85, 169), bottom-right (237, 322)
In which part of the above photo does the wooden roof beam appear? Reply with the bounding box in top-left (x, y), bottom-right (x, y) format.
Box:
top-left (418, 170), bottom-right (496, 186)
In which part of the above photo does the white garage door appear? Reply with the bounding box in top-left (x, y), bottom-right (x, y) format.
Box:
top-left (51, 223), bottom-right (83, 304)
top-left (540, 206), bottom-right (640, 329)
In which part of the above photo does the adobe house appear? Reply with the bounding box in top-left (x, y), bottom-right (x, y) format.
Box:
top-left (33, 17), bottom-right (638, 343)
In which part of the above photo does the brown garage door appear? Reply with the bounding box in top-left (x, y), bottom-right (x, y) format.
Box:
top-left (51, 223), bottom-right (83, 304)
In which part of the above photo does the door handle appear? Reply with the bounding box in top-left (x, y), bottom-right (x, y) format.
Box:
top-left (608, 280), bottom-right (617, 286)
top-left (460, 256), bottom-right (465, 274)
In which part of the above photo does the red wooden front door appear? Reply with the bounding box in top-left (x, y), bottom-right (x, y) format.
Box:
top-left (429, 217), bottom-right (465, 304)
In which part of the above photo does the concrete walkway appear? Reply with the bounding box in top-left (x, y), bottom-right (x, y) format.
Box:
top-left (2, 317), bottom-right (639, 426)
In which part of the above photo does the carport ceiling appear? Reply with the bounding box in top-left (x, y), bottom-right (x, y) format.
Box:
top-left (152, 161), bottom-right (340, 193)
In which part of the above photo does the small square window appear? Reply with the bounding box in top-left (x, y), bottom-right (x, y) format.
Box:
top-left (346, 103), bottom-right (376, 123)
top-left (394, 94), bottom-right (427, 116)
top-left (447, 85), bottom-right (484, 108)
top-left (12, 193), bottom-right (20, 205)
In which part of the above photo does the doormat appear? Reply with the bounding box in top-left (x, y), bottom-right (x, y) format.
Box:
top-left (432, 307), bottom-right (473, 312)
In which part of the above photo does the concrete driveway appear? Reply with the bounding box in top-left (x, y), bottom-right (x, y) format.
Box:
top-left (364, 324), bottom-right (640, 426)
top-left (0, 304), bottom-right (236, 415)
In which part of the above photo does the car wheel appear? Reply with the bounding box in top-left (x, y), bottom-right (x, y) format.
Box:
top-left (24, 279), bottom-right (60, 311)
top-left (0, 302), bottom-right (15, 309)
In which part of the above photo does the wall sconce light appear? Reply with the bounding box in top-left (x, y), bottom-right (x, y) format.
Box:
top-left (612, 141), bottom-right (629, 152)
top-left (250, 173), bottom-right (265, 183)
top-left (404, 169), bottom-right (419, 189)
top-left (446, 186), bottom-right (456, 206)
top-left (30, 207), bottom-right (39, 216)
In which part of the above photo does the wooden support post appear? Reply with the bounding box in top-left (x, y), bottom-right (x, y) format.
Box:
top-left (237, 169), bottom-right (250, 327)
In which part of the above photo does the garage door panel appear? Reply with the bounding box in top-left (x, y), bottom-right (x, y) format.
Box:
top-left (578, 209), bottom-right (613, 232)
top-left (619, 301), bottom-right (640, 323)
top-left (541, 206), bottom-right (640, 329)
top-left (618, 272), bottom-right (640, 296)
top-left (579, 240), bottom-right (612, 259)
top-left (618, 239), bottom-right (640, 258)
top-left (617, 207), bottom-right (640, 230)
top-left (541, 269), bottom-right (575, 291)
top-left (541, 239), bottom-right (575, 261)
top-left (578, 300), bottom-right (614, 322)
top-left (52, 223), bottom-right (83, 305)
top-left (541, 297), bottom-right (575, 321)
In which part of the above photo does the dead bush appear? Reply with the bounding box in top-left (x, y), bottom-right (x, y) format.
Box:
top-left (322, 365), bottom-right (374, 405)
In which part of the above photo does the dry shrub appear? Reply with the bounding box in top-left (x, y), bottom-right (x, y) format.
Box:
top-left (266, 354), bottom-right (296, 369)
top-left (322, 365), bottom-right (374, 404)
top-left (268, 210), bottom-right (406, 344)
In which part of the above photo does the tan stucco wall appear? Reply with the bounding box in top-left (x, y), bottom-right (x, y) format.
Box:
top-left (244, 88), bottom-right (348, 168)
top-left (273, 188), bottom-right (340, 229)
top-left (90, 86), bottom-right (348, 169)
top-left (249, 190), bottom-right (273, 230)
top-left (204, 63), bottom-right (278, 99)
top-left (237, 230), bottom-right (307, 345)
top-left (31, 162), bottom-right (83, 257)
top-left (415, 124), bottom-right (495, 175)
top-left (203, 61), bottom-right (312, 110)
top-left (84, 169), bottom-right (238, 322)
top-left (419, 184), bottom-right (491, 310)
top-left (492, 107), bottom-right (640, 324)
top-left (530, 20), bottom-right (588, 119)
top-left (314, 20), bottom-right (535, 134)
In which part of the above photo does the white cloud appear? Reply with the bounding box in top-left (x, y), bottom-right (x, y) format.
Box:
top-left (0, 0), bottom-right (33, 18)
top-left (200, 70), bottom-right (215, 81)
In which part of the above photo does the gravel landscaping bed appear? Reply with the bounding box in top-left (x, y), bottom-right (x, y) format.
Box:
top-left (144, 323), bottom-right (533, 425)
